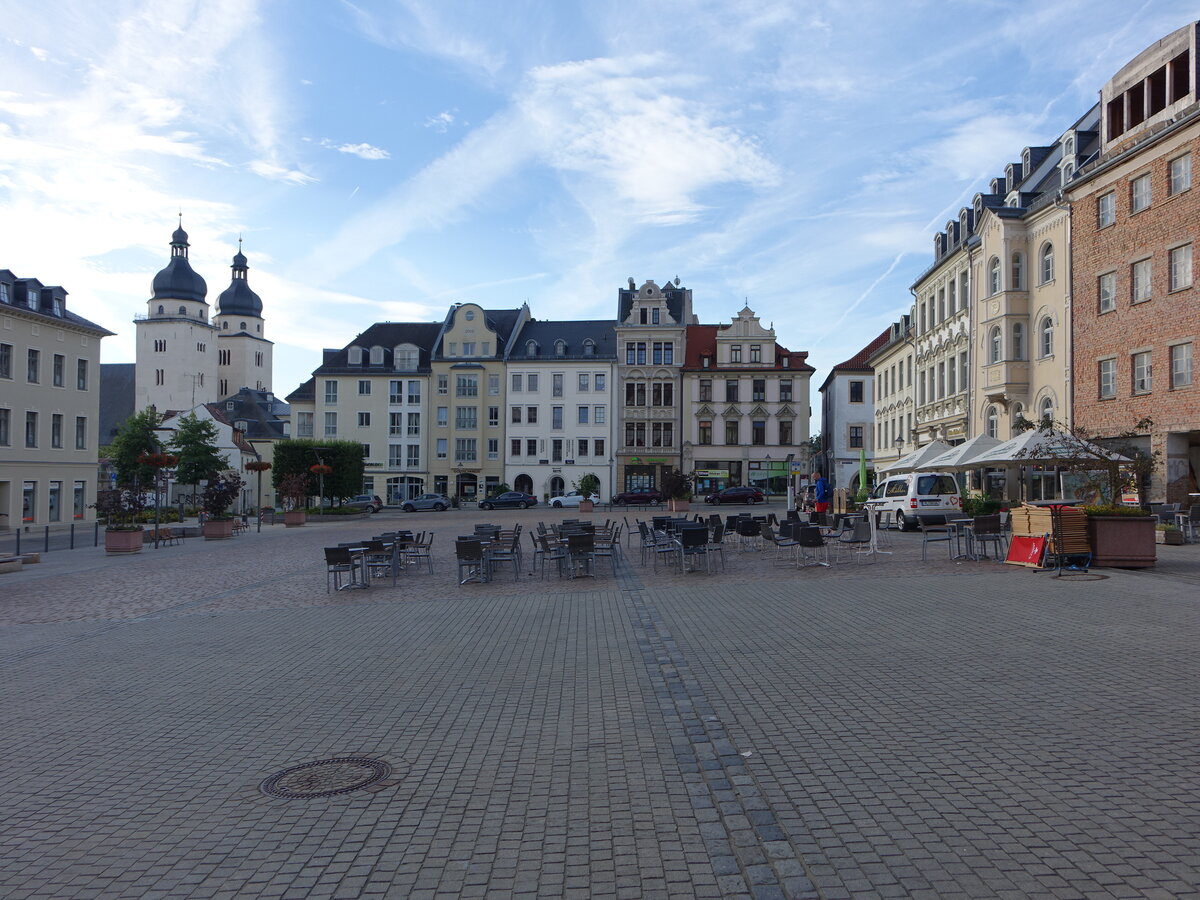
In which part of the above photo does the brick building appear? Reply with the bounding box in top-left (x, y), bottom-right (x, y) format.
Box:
top-left (1069, 22), bottom-right (1200, 502)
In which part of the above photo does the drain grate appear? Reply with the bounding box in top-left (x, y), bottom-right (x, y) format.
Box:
top-left (260, 757), bottom-right (392, 799)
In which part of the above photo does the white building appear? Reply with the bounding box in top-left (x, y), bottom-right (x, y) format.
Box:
top-left (819, 327), bottom-right (889, 493)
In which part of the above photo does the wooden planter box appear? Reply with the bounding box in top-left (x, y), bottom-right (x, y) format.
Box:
top-left (202, 519), bottom-right (235, 540)
top-left (105, 528), bottom-right (145, 554)
top-left (283, 510), bottom-right (307, 528)
top-left (1087, 515), bottom-right (1156, 568)
top-left (1156, 529), bottom-right (1185, 545)
top-left (668, 499), bottom-right (691, 512)
top-left (578, 500), bottom-right (595, 513)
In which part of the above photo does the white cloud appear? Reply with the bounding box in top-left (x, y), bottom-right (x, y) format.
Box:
top-left (248, 159), bottom-right (317, 184)
top-left (321, 140), bottom-right (390, 160)
top-left (423, 110), bottom-right (456, 131)
top-left (343, 0), bottom-right (506, 78)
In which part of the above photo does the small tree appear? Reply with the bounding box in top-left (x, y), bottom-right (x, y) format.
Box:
top-left (575, 472), bottom-right (601, 501)
top-left (1015, 416), bottom-right (1159, 508)
top-left (201, 472), bottom-right (245, 520)
top-left (109, 408), bottom-right (164, 486)
top-left (278, 473), bottom-right (310, 511)
top-left (660, 467), bottom-right (694, 501)
top-left (170, 413), bottom-right (227, 501)
top-left (93, 486), bottom-right (148, 530)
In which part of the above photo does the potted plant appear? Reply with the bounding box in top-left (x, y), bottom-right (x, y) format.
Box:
top-left (575, 473), bottom-right (601, 512)
top-left (278, 473), bottom-right (310, 526)
top-left (1082, 504), bottom-right (1157, 567)
top-left (1156, 522), bottom-right (1185, 545)
top-left (661, 468), bottom-right (694, 512)
top-left (201, 472), bottom-right (245, 539)
top-left (96, 486), bottom-right (147, 553)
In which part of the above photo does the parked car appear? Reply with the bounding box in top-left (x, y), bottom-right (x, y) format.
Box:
top-left (479, 491), bottom-right (538, 510)
top-left (705, 486), bottom-right (765, 505)
top-left (863, 472), bottom-right (962, 530)
top-left (549, 490), bottom-right (602, 508)
top-left (400, 493), bottom-right (449, 512)
top-left (345, 494), bottom-right (384, 513)
top-left (612, 488), bottom-right (663, 506)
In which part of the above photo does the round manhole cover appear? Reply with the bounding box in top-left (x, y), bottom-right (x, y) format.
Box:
top-left (260, 757), bottom-right (392, 799)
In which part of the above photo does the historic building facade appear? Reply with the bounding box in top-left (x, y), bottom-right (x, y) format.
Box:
top-left (868, 315), bottom-right (914, 470)
top-left (681, 306), bottom-right (813, 495)
top-left (819, 328), bottom-right (888, 492)
top-left (0, 269), bottom-right (112, 527)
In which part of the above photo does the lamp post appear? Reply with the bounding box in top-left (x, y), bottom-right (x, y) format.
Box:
top-left (138, 451), bottom-right (178, 550)
top-left (786, 452), bottom-right (796, 513)
top-left (246, 460), bottom-right (272, 532)
top-left (312, 447), bottom-right (332, 515)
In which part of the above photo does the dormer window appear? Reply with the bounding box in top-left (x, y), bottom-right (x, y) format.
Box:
top-left (348, 346), bottom-right (364, 365)
top-left (52, 297), bottom-right (63, 315)
top-left (554, 340), bottom-right (566, 356)
top-left (464, 309), bottom-right (475, 321)
top-left (583, 339), bottom-right (595, 356)
top-left (226, 401), bottom-right (235, 411)
top-left (526, 340), bottom-right (538, 357)
top-left (370, 345), bottom-right (384, 365)
top-left (235, 420), bottom-right (247, 431)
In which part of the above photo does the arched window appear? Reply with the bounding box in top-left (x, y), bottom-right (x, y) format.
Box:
top-left (370, 345), bottom-right (384, 365)
top-left (222, 321), bottom-right (228, 330)
top-left (1039, 317), bottom-right (1053, 357)
top-left (583, 339), bottom-right (595, 356)
top-left (1040, 396), bottom-right (1054, 424)
top-left (348, 346), bottom-right (363, 365)
top-left (989, 326), bottom-right (1002, 364)
top-left (1011, 252), bottom-right (1024, 290)
top-left (986, 405), bottom-right (998, 438)
top-left (157, 304), bottom-right (164, 314)
top-left (549, 476), bottom-right (565, 497)
top-left (526, 340), bottom-right (538, 357)
top-left (554, 340), bottom-right (566, 356)
top-left (1039, 243), bottom-right (1054, 284)
top-left (1011, 402), bottom-right (1025, 429)
top-left (394, 344), bottom-right (419, 371)
top-left (1011, 322), bottom-right (1025, 360)
top-left (240, 321), bottom-right (247, 331)
top-left (988, 257), bottom-right (1001, 296)
top-left (178, 305), bottom-right (187, 315)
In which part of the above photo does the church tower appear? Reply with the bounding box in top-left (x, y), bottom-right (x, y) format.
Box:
top-left (213, 240), bottom-right (272, 397)
top-left (135, 220), bottom-right (219, 413)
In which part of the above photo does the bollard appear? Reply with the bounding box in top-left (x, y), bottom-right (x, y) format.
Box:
top-left (44, 525), bottom-right (50, 553)
top-left (94, 521), bottom-right (100, 547)
top-left (70, 523), bottom-right (75, 550)
top-left (15, 529), bottom-right (20, 556)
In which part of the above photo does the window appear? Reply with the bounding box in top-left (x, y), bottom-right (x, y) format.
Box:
top-left (1039, 243), bottom-right (1054, 284)
top-left (407, 445), bottom-right (421, 468)
top-left (1011, 253), bottom-right (1024, 291)
top-left (626, 422), bottom-right (646, 447)
top-left (1131, 173), bottom-right (1152, 212)
top-left (848, 426), bottom-right (864, 449)
top-left (1132, 258), bottom-right (1152, 303)
top-left (849, 381), bottom-right (864, 403)
top-left (985, 406), bottom-right (998, 438)
top-left (436, 438), bottom-right (447, 459)
top-left (408, 412), bottom-right (420, 436)
top-left (595, 406), bottom-right (605, 424)
top-left (651, 308), bottom-right (660, 324)
top-left (552, 373), bottom-right (563, 397)
top-left (726, 379), bottom-right (739, 402)
top-left (652, 342), bottom-right (674, 365)
top-left (1098, 192), bottom-right (1116, 227)
top-left (1039, 318), bottom-right (1053, 358)
top-left (527, 406), bottom-right (538, 424)
top-left (1098, 358), bottom-right (1116, 398)
top-left (626, 342), bottom-right (646, 365)
top-left (454, 438), bottom-right (477, 462)
top-left (52, 354), bottom-right (64, 387)
top-left (1170, 343), bottom-right (1193, 388)
top-left (511, 406), bottom-right (522, 424)
top-left (1011, 322), bottom-right (1025, 360)
top-left (779, 420), bottom-right (793, 445)
top-left (437, 374), bottom-right (448, 394)
top-left (357, 412), bottom-right (370, 427)
top-left (488, 374), bottom-right (499, 395)
top-left (297, 412), bottom-right (314, 438)
top-left (447, 342), bottom-right (456, 356)
top-left (750, 344), bottom-right (762, 363)
top-left (524, 373), bottom-right (538, 392)
top-left (462, 342), bottom-right (476, 357)
top-left (577, 406), bottom-right (589, 425)
top-left (699, 379), bottom-right (712, 401)
top-left (552, 406), bottom-right (563, 429)
top-left (455, 406), bottom-right (477, 429)
top-left (751, 420), bottom-right (766, 445)
top-left (988, 257), bottom-right (1001, 296)
top-left (0, 408), bottom-right (8, 446)
top-left (937, 288), bottom-right (945, 321)
top-left (1170, 245), bottom-right (1192, 291)
top-left (652, 383), bottom-right (674, 406)
top-left (551, 439), bottom-right (563, 462)
top-left (75, 416), bottom-right (86, 449)
top-left (578, 373), bottom-right (589, 392)
top-left (74, 481), bottom-right (85, 519)
top-left (389, 413), bottom-right (403, 435)
top-left (25, 411), bottom-right (37, 447)
top-left (752, 379), bottom-right (766, 401)
top-left (725, 420), bottom-right (739, 445)
top-left (324, 380), bottom-right (337, 403)
top-left (594, 373), bottom-right (605, 391)
top-left (651, 422), bottom-right (673, 447)
top-left (388, 444), bottom-right (404, 467)
top-left (51, 414), bottom-right (62, 448)
top-left (1098, 272), bottom-right (1116, 313)
top-left (511, 373), bottom-right (523, 392)
top-left (1169, 154), bottom-right (1192, 196)
top-left (1039, 397), bottom-right (1054, 424)
top-left (27, 348), bottom-right (39, 383)
top-left (357, 379), bottom-right (371, 395)
top-left (1132, 351), bottom-right (1152, 394)
top-left (511, 438), bottom-right (521, 457)
top-left (730, 345), bottom-right (742, 363)
top-left (436, 407), bottom-right (448, 427)
top-left (488, 406), bottom-right (499, 427)
top-left (0, 343), bottom-right (10, 379)
top-left (779, 379), bottom-right (792, 402)
top-left (487, 439), bottom-right (498, 460)
top-left (594, 438), bottom-right (605, 458)
top-left (455, 375), bottom-right (478, 397)
top-left (324, 412), bottom-right (337, 436)
top-left (699, 420), bottom-right (712, 445)
top-left (527, 438), bottom-right (537, 456)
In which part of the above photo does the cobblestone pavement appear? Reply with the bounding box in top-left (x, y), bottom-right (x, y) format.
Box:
top-left (2, 508), bottom-right (1199, 898)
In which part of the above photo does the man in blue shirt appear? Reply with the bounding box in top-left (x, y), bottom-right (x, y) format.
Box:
top-left (813, 472), bottom-right (831, 514)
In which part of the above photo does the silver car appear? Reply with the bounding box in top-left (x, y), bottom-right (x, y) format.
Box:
top-left (401, 493), bottom-right (450, 512)
top-left (549, 490), bottom-right (601, 508)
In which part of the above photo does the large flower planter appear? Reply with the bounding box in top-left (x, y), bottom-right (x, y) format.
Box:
top-left (283, 510), bottom-right (307, 528)
top-left (578, 500), bottom-right (595, 513)
top-left (105, 528), bottom-right (145, 554)
top-left (1086, 515), bottom-right (1156, 568)
top-left (668, 499), bottom-right (691, 512)
top-left (202, 519), bottom-right (235, 540)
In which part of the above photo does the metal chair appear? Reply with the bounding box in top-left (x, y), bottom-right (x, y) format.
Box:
top-left (834, 520), bottom-right (875, 564)
top-left (406, 532), bottom-right (435, 574)
top-left (1182, 505), bottom-right (1200, 543)
top-left (972, 514), bottom-right (1007, 559)
top-left (648, 529), bottom-right (681, 573)
top-left (735, 516), bottom-right (761, 551)
top-left (761, 523), bottom-right (800, 565)
top-left (534, 533), bottom-right (567, 579)
top-left (593, 525), bottom-right (621, 574)
top-left (488, 531), bottom-right (521, 581)
top-left (917, 514), bottom-right (955, 561)
top-left (703, 522), bottom-right (727, 572)
top-left (566, 532), bottom-right (596, 578)
top-left (364, 539), bottom-right (402, 587)
top-left (455, 539), bottom-right (488, 584)
top-left (323, 546), bottom-right (357, 592)
top-left (678, 525), bottom-right (710, 572)
top-left (796, 525), bottom-right (830, 567)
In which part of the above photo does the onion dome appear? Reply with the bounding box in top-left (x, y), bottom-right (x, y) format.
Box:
top-left (216, 240), bottom-right (263, 317)
top-left (151, 221), bottom-right (208, 304)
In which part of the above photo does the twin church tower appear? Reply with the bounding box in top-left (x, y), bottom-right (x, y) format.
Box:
top-left (134, 221), bottom-right (272, 413)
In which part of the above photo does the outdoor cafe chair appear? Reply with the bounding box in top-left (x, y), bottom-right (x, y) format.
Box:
top-left (534, 532), bottom-right (567, 579)
top-left (761, 523), bottom-right (800, 566)
top-left (796, 525), bottom-right (831, 567)
top-left (675, 525), bottom-right (709, 572)
top-left (364, 539), bottom-right (402, 587)
top-left (566, 532), bottom-right (596, 578)
top-left (406, 532), bottom-right (434, 574)
top-left (455, 538), bottom-right (489, 584)
top-left (917, 514), bottom-right (955, 561)
top-left (1181, 505), bottom-right (1200, 543)
top-left (972, 514), bottom-right (1007, 559)
top-left (593, 525), bottom-right (621, 574)
top-left (323, 546), bottom-right (359, 593)
top-left (703, 522), bottom-right (727, 572)
top-left (834, 520), bottom-right (875, 564)
top-left (487, 531), bottom-right (522, 581)
top-left (648, 529), bottom-right (681, 573)
top-left (734, 516), bottom-right (761, 551)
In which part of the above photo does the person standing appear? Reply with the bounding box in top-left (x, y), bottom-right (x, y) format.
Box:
top-left (813, 472), bottom-right (831, 514)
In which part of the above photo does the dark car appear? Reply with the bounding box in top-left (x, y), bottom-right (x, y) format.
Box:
top-left (479, 491), bottom-right (538, 510)
top-left (346, 494), bottom-right (384, 512)
top-left (705, 486), bottom-right (765, 505)
top-left (612, 488), bottom-right (664, 506)
top-left (400, 493), bottom-right (449, 512)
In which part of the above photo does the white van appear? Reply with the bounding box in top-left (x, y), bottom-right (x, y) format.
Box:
top-left (865, 472), bottom-right (962, 531)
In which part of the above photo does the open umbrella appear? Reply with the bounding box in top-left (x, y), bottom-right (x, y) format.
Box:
top-left (968, 428), bottom-right (1130, 466)
top-left (878, 439), bottom-right (953, 473)
top-left (915, 434), bottom-right (1002, 471)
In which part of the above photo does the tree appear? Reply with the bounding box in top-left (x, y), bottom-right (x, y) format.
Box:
top-left (169, 413), bottom-right (227, 498)
top-left (109, 408), bottom-right (163, 486)
top-left (660, 467), bottom-right (694, 500)
top-left (1015, 416), bottom-right (1159, 507)
top-left (271, 440), bottom-right (365, 504)
top-left (575, 473), bottom-right (601, 501)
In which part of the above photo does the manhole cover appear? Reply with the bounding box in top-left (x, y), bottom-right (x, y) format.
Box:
top-left (260, 757), bottom-right (392, 799)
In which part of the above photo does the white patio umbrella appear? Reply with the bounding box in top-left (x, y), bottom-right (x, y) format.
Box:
top-left (878, 439), bottom-right (953, 473)
top-left (915, 434), bottom-right (1003, 471)
top-left (968, 427), bottom-right (1131, 466)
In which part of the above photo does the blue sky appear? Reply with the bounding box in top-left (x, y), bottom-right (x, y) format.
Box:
top-left (0, 0), bottom-right (1194, 400)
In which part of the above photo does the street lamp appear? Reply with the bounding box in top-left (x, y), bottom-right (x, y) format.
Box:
top-left (246, 460), bottom-right (272, 532)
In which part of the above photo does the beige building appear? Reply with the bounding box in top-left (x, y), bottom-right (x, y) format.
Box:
top-left (868, 315), bottom-right (915, 470)
top-left (681, 307), bottom-right (813, 496)
top-left (1, 269), bottom-right (112, 528)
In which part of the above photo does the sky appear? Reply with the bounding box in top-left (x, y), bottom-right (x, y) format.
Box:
top-left (1, 0), bottom-right (1195, 401)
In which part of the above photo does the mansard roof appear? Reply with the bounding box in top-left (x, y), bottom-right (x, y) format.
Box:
top-left (509, 319), bottom-right (617, 360)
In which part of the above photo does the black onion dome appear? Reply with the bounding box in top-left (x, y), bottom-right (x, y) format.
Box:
top-left (216, 247), bottom-right (262, 317)
top-left (151, 225), bottom-right (207, 303)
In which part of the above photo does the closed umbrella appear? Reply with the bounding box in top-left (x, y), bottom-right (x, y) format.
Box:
top-left (859, 448), bottom-right (869, 497)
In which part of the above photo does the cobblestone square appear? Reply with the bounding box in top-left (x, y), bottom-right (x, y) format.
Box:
top-left (2, 508), bottom-right (1198, 898)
